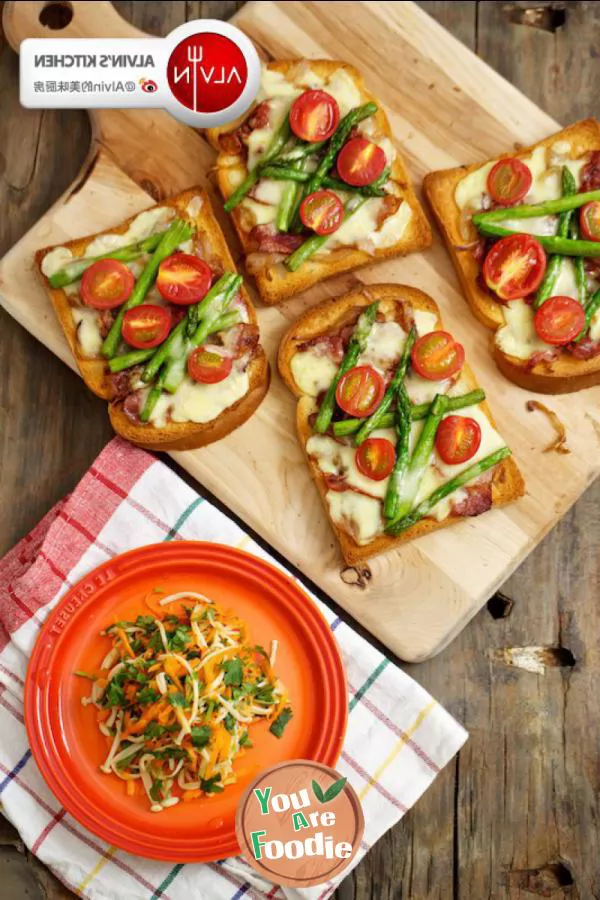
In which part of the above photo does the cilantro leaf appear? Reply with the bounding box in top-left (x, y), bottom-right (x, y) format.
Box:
top-left (270, 707), bottom-right (293, 739)
top-left (149, 780), bottom-right (162, 802)
top-left (191, 725), bottom-right (212, 748)
top-left (105, 681), bottom-right (125, 707)
top-left (169, 625), bottom-right (192, 652)
top-left (221, 657), bottom-right (243, 687)
top-left (201, 775), bottom-right (224, 794)
top-left (239, 731), bottom-right (253, 748)
top-left (224, 713), bottom-right (236, 734)
top-left (137, 686), bottom-right (159, 705)
top-left (167, 691), bottom-right (186, 708)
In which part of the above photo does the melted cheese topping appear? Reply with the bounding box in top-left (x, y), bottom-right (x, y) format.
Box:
top-left (590, 309), bottom-right (600, 341)
top-left (357, 322), bottom-right (407, 369)
top-left (149, 370), bottom-right (250, 428)
top-left (72, 309), bottom-right (103, 357)
top-left (494, 299), bottom-right (553, 359)
top-left (326, 491), bottom-right (383, 544)
top-left (290, 351), bottom-right (338, 396)
top-left (320, 198), bottom-right (411, 253)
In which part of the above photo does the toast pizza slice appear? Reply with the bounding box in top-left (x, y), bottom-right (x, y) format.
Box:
top-left (206, 59), bottom-right (432, 305)
top-left (36, 188), bottom-right (269, 451)
top-left (423, 119), bottom-right (600, 394)
top-left (278, 284), bottom-right (524, 565)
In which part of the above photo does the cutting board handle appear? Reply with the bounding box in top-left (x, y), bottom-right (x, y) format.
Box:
top-left (2, 0), bottom-right (143, 52)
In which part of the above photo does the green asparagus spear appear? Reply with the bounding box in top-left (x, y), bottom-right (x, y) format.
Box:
top-left (140, 370), bottom-right (166, 423)
top-left (391, 393), bottom-right (450, 521)
top-left (473, 221), bottom-right (600, 257)
top-left (383, 383), bottom-right (412, 520)
top-left (304, 102), bottom-right (378, 196)
top-left (278, 139), bottom-right (328, 162)
top-left (276, 159), bottom-right (308, 233)
top-left (285, 196), bottom-right (367, 272)
top-left (108, 348), bottom-right (156, 373)
top-left (574, 288), bottom-right (600, 342)
top-left (141, 273), bottom-right (238, 384)
top-left (355, 326), bottom-right (416, 446)
top-left (102, 219), bottom-right (192, 359)
top-left (48, 233), bottom-right (164, 288)
top-left (385, 447), bottom-right (512, 535)
top-left (314, 301), bottom-right (378, 434)
top-left (533, 167), bottom-right (577, 309)
top-left (223, 116), bottom-right (292, 212)
top-left (569, 216), bottom-right (588, 307)
top-left (332, 389), bottom-right (487, 436)
top-left (259, 166), bottom-right (388, 197)
top-left (472, 188), bottom-right (600, 225)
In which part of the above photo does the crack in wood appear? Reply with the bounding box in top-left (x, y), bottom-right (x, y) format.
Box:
top-left (507, 861), bottom-right (574, 896)
top-left (502, 2), bottom-right (567, 34)
top-left (489, 646), bottom-right (576, 673)
top-left (487, 591), bottom-right (514, 619)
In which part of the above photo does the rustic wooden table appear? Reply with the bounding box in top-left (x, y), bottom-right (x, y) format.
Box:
top-left (1, 2), bottom-right (599, 898)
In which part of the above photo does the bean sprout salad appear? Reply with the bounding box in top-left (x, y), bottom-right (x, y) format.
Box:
top-left (76, 590), bottom-right (292, 813)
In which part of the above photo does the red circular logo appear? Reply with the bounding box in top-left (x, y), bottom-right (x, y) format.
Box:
top-left (167, 33), bottom-right (248, 114)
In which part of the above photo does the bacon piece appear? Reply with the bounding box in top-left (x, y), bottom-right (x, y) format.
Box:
top-left (527, 347), bottom-right (560, 369)
top-left (221, 323), bottom-right (260, 359)
top-left (249, 224), bottom-right (304, 254)
top-left (452, 482), bottom-right (493, 517)
top-left (218, 101), bottom-right (271, 155)
top-left (580, 150), bottom-right (600, 192)
top-left (567, 337), bottom-right (600, 360)
top-left (298, 334), bottom-right (346, 363)
top-left (375, 195), bottom-right (401, 228)
top-left (122, 391), bottom-right (142, 422)
top-left (98, 309), bottom-right (115, 338)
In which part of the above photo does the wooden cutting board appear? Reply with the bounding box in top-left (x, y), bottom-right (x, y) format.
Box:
top-left (2, 0), bottom-right (599, 663)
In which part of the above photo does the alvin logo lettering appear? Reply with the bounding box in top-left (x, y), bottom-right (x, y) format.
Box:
top-left (167, 33), bottom-right (246, 114)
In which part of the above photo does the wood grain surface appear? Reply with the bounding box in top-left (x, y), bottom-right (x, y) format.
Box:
top-left (1, 2), bottom-right (599, 899)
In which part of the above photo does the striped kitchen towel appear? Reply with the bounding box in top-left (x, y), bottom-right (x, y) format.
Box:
top-left (0, 438), bottom-right (467, 900)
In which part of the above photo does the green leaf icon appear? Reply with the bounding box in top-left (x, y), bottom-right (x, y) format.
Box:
top-left (312, 779), bottom-right (325, 803)
top-left (323, 776), bottom-right (347, 803)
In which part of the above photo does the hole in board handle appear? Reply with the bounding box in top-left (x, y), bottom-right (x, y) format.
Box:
top-left (39, 1), bottom-right (74, 30)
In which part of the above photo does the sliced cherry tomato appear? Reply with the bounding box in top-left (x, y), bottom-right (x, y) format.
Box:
top-left (580, 201), bottom-right (600, 242)
top-left (487, 158), bottom-right (532, 206)
top-left (355, 438), bottom-right (395, 481)
top-left (533, 295), bottom-right (586, 345)
top-left (187, 347), bottom-right (233, 384)
top-left (411, 331), bottom-right (465, 381)
top-left (300, 190), bottom-right (344, 235)
top-left (335, 365), bottom-right (385, 418)
top-left (336, 137), bottom-right (386, 187)
top-left (435, 416), bottom-right (482, 466)
top-left (156, 253), bottom-right (212, 305)
top-left (289, 90), bottom-right (340, 143)
top-left (483, 234), bottom-right (546, 301)
top-left (122, 304), bottom-right (171, 349)
top-left (80, 259), bottom-right (134, 310)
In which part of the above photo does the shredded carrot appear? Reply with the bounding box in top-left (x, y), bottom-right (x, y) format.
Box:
top-left (114, 627), bottom-right (135, 659)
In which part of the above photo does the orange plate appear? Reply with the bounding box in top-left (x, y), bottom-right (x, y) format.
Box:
top-left (25, 542), bottom-right (348, 862)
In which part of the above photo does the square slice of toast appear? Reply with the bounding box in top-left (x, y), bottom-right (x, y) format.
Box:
top-left (36, 188), bottom-right (269, 451)
top-left (206, 60), bottom-right (432, 305)
top-left (278, 283), bottom-right (524, 565)
top-left (423, 118), bottom-right (600, 394)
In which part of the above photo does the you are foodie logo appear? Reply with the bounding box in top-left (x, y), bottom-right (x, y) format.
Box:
top-left (20, 19), bottom-right (261, 128)
top-left (236, 760), bottom-right (364, 887)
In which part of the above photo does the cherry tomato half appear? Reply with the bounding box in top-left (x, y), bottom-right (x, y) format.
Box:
top-left (336, 138), bottom-right (386, 187)
top-left (435, 415), bottom-right (482, 466)
top-left (157, 253), bottom-right (212, 305)
top-left (487, 158), bottom-right (532, 206)
top-left (300, 190), bottom-right (344, 235)
top-left (580, 201), bottom-right (600, 242)
top-left (187, 347), bottom-right (233, 384)
top-left (483, 234), bottom-right (546, 301)
top-left (122, 304), bottom-right (171, 349)
top-left (80, 259), bottom-right (134, 310)
top-left (355, 438), bottom-right (396, 481)
top-left (533, 295), bottom-right (586, 345)
top-left (411, 331), bottom-right (465, 381)
top-left (335, 365), bottom-right (385, 418)
top-left (289, 90), bottom-right (340, 143)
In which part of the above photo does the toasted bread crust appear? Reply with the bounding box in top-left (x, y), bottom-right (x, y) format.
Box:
top-left (279, 283), bottom-right (524, 564)
top-left (423, 118), bottom-right (600, 394)
top-left (36, 188), bottom-right (269, 449)
top-left (208, 60), bottom-right (432, 305)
